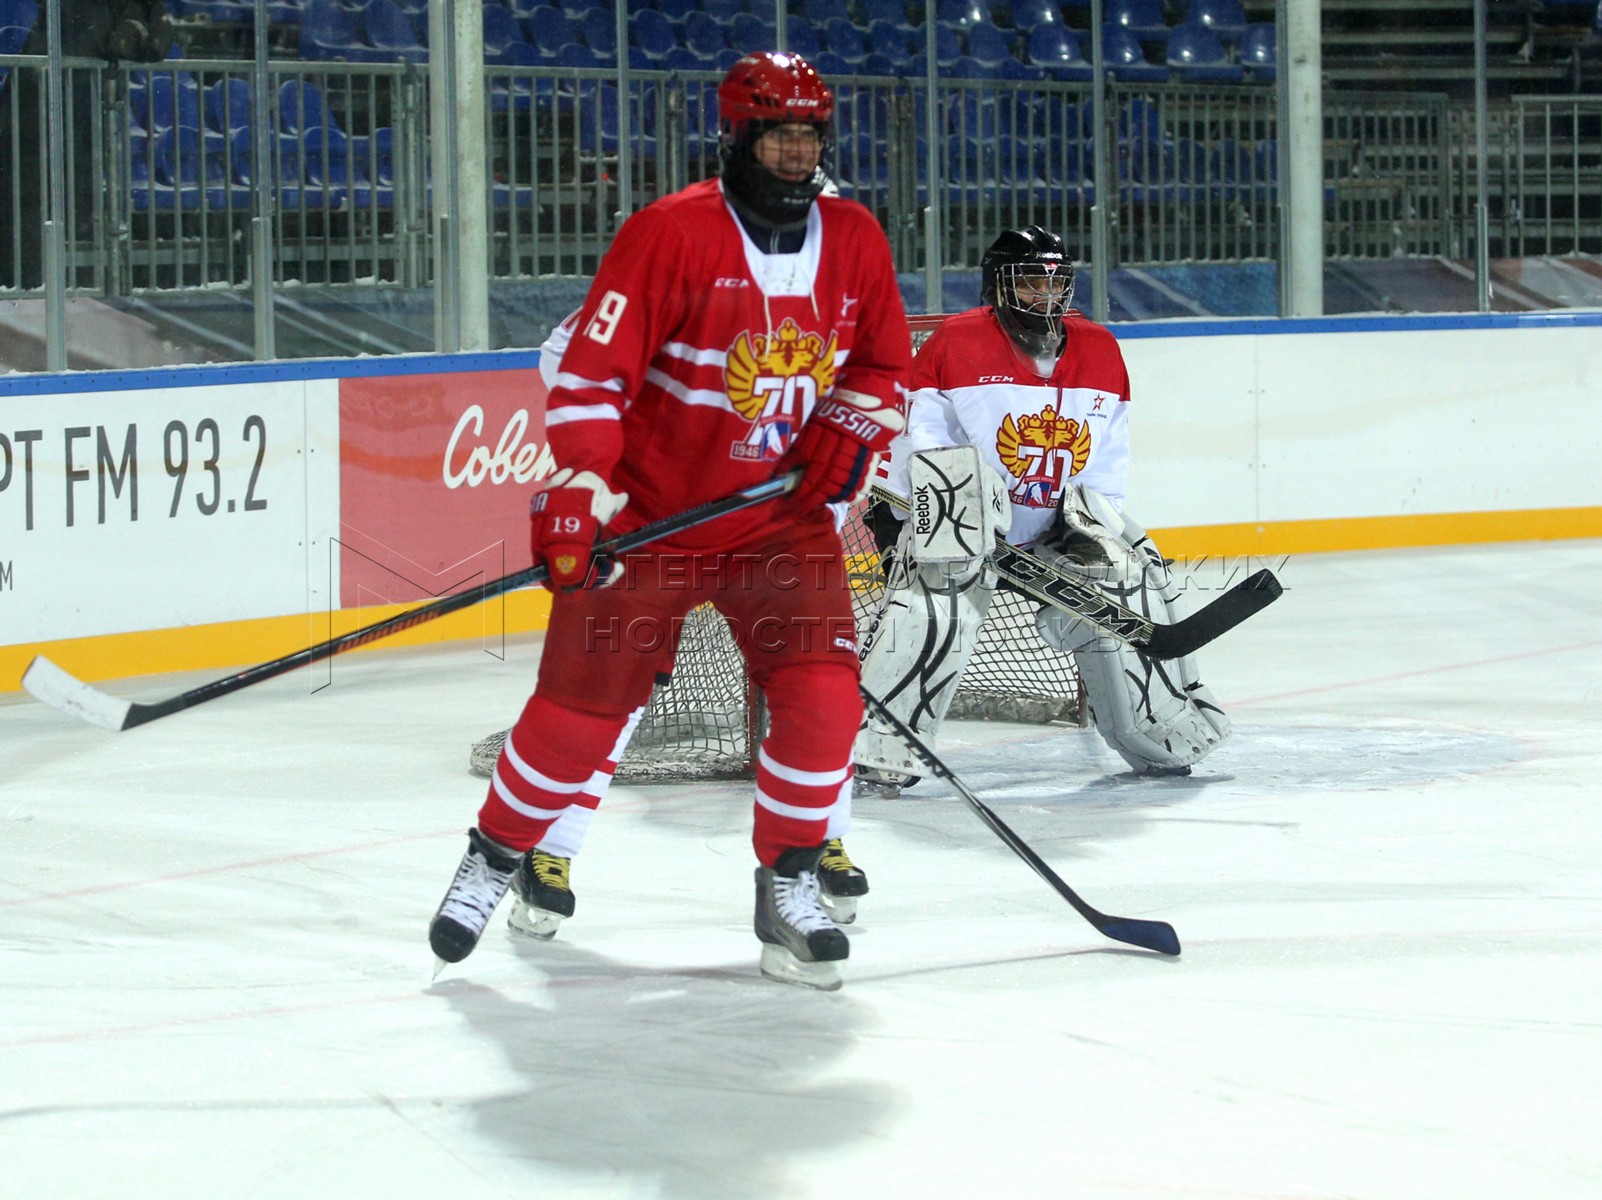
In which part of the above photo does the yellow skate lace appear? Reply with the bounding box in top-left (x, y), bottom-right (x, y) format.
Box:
top-left (820, 839), bottom-right (856, 873)
top-left (529, 850), bottom-right (572, 893)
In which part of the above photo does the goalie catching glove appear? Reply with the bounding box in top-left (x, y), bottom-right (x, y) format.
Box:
top-left (784, 388), bottom-right (905, 510)
top-left (530, 468), bottom-right (629, 590)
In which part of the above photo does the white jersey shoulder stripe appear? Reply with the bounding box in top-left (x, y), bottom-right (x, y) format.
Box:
top-left (644, 365), bottom-right (739, 412)
top-left (552, 370), bottom-right (625, 395)
top-left (545, 402), bottom-right (622, 426)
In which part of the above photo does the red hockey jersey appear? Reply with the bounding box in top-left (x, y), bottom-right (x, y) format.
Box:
top-left (541, 178), bottom-right (911, 550)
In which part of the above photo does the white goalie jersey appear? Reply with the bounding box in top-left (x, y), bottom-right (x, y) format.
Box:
top-left (858, 307), bottom-right (1231, 780)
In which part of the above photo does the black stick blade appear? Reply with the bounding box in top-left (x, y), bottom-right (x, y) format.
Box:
top-left (1145, 567), bottom-right (1283, 660)
top-left (1098, 917), bottom-right (1182, 957)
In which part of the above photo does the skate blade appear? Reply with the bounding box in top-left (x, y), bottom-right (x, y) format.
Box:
top-left (819, 892), bottom-right (858, 925)
top-left (759, 943), bottom-right (843, 991)
top-left (507, 900), bottom-right (563, 942)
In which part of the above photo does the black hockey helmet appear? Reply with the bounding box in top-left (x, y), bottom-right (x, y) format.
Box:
top-left (717, 51), bottom-right (835, 229)
top-left (980, 226), bottom-right (1075, 358)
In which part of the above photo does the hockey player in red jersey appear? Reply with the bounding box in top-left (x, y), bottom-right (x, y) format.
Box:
top-left (856, 226), bottom-right (1231, 789)
top-left (429, 52), bottom-right (911, 990)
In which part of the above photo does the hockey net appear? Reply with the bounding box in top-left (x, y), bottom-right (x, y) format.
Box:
top-left (469, 313), bottom-right (1085, 782)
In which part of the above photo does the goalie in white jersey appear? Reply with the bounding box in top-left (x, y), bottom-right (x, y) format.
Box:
top-left (856, 226), bottom-right (1231, 788)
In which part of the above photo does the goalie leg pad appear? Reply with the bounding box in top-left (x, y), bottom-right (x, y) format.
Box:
top-left (1036, 519), bottom-right (1231, 773)
top-left (855, 548), bottom-right (996, 781)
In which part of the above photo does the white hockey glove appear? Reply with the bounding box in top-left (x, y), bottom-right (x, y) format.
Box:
top-left (1036, 511), bottom-right (1231, 774)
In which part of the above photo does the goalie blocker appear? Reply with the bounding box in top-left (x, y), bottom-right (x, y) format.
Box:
top-left (855, 450), bottom-right (1230, 780)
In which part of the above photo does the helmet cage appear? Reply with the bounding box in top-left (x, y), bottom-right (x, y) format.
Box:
top-left (995, 260), bottom-right (1075, 323)
top-left (993, 259), bottom-right (1074, 357)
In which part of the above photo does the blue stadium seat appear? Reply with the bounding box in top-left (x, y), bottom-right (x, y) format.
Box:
top-left (0, 0), bottom-right (35, 64)
top-left (934, 23), bottom-right (962, 64)
top-left (205, 78), bottom-right (251, 135)
top-left (656, 0), bottom-right (695, 22)
top-left (801, 0), bottom-right (852, 24)
top-left (1025, 24), bottom-right (1090, 79)
top-left (1240, 22), bottom-right (1274, 80)
top-left (1165, 21), bottom-right (1244, 81)
top-left (938, 0), bottom-right (990, 30)
top-left (1108, 0), bottom-right (1168, 41)
top-left (861, 52), bottom-right (896, 75)
top-left (728, 12), bottom-right (773, 54)
top-left (134, 72), bottom-right (206, 134)
top-left (812, 50), bottom-right (851, 76)
top-left (632, 9), bottom-right (675, 58)
top-left (861, 0), bottom-right (913, 31)
top-left (867, 19), bottom-right (910, 58)
top-left (965, 22), bottom-right (1012, 66)
top-left (682, 11), bottom-right (726, 57)
top-left (490, 40), bottom-right (539, 107)
top-left (555, 41), bottom-right (605, 66)
top-left (786, 22), bottom-right (821, 57)
top-left (581, 6), bottom-right (616, 56)
top-left (658, 44), bottom-right (701, 70)
top-left (1186, 0), bottom-right (1247, 45)
top-left (526, 5), bottom-right (575, 56)
top-left (1101, 24), bottom-right (1169, 81)
top-left (299, 0), bottom-right (368, 60)
top-left (825, 17), bottom-right (868, 63)
top-left (1007, 0), bottom-right (1060, 30)
top-left (367, 0), bottom-right (427, 61)
top-left (482, 4), bottom-right (525, 57)
top-left (701, 0), bottom-right (741, 19)
top-left (279, 79), bottom-right (337, 134)
top-left (995, 56), bottom-right (1041, 79)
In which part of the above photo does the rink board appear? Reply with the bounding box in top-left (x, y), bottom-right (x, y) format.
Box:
top-left (2, 312), bottom-right (1599, 686)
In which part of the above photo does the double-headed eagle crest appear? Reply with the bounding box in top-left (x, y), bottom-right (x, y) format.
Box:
top-left (722, 318), bottom-right (839, 462)
top-left (996, 405), bottom-right (1093, 506)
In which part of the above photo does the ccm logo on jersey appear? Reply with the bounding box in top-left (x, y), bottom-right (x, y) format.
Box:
top-left (714, 277), bottom-right (749, 288)
top-left (978, 375), bottom-right (1015, 383)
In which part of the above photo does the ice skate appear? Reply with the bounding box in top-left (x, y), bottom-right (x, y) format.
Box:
top-left (816, 837), bottom-right (868, 925)
top-left (507, 848), bottom-right (575, 942)
top-left (428, 828), bottom-right (520, 974)
top-left (755, 845), bottom-right (849, 991)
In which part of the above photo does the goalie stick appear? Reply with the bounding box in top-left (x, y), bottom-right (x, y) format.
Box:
top-left (871, 484), bottom-right (1280, 660)
top-left (860, 686), bottom-right (1181, 956)
top-left (23, 473), bottom-right (801, 732)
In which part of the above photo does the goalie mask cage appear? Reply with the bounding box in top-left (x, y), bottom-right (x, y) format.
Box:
top-left (469, 313), bottom-right (1085, 783)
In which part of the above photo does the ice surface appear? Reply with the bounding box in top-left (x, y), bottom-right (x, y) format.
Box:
top-left (4, 541), bottom-right (1601, 1199)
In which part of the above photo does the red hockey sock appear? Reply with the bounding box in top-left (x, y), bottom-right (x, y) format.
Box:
top-left (477, 694), bottom-right (631, 852)
top-left (750, 661), bottom-right (862, 866)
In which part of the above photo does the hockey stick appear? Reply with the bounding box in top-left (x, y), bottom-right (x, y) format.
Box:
top-left (860, 687), bottom-right (1182, 957)
top-left (871, 484), bottom-right (1280, 660)
top-left (23, 473), bottom-right (801, 732)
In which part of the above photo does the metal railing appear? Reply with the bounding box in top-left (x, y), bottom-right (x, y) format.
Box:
top-left (2, 56), bottom-right (1597, 319)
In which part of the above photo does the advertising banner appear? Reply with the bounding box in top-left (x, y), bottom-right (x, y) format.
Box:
top-left (0, 381), bottom-right (338, 644)
top-left (337, 368), bottom-right (551, 610)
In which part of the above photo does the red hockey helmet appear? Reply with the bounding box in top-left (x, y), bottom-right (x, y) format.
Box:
top-left (717, 52), bottom-right (835, 227)
top-left (717, 51), bottom-right (835, 145)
